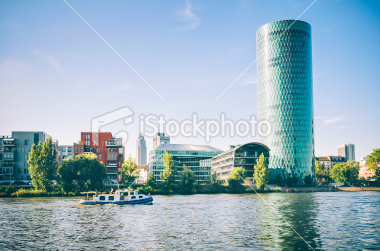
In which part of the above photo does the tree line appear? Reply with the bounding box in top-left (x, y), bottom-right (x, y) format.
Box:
top-left (316, 148), bottom-right (380, 186)
top-left (24, 139), bottom-right (380, 194)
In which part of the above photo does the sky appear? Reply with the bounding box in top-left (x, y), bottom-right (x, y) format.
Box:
top-left (1, 0), bottom-right (379, 161)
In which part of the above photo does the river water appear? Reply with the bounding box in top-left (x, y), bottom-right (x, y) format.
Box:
top-left (0, 192), bottom-right (379, 250)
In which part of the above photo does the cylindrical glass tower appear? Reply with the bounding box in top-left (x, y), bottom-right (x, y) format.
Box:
top-left (257, 20), bottom-right (314, 183)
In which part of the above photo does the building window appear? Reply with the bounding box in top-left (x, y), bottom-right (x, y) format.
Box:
top-left (99, 155), bottom-right (101, 160)
top-left (34, 133), bottom-right (39, 145)
top-left (24, 140), bottom-right (29, 146)
top-left (85, 134), bottom-right (90, 146)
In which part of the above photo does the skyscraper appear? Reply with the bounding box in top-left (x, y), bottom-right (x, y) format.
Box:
top-left (257, 20), bottom-right (315, 183)
top-left (338, 143), bottom-right (355, 161)
top-left (136, 134), bottom-right (147, 166)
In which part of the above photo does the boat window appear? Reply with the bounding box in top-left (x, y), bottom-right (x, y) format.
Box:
top-left (131, 196), bottom-right (136, 199)
top-left (99, 196), bottom-right (105, 201)
top-left (139, 195), bottom-right (143, 199)
top-left (109, 196), bottom-right (114, 201)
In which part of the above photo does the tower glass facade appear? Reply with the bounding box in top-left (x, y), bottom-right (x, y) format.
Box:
top-left (257, 20), bottom-right (315, 182)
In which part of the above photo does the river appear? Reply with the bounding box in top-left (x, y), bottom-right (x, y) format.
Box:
top-left (0, 192), bottom-right (379, 250)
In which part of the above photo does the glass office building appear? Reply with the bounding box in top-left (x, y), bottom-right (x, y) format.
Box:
top-left (257, 20), bottom-right (315, 182)
top-left (211, 143), bottom-right (270, 184)
top-left (149, 144), bottom-right (222, 183)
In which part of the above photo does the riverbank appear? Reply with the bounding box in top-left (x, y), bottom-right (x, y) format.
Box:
top-left (337, 187), bottom-right (380, 192)
top-left (1, 185), bottom-right (379, 198)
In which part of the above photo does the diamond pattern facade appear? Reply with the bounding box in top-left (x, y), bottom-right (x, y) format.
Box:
top-left (257, 20), bottom-right (315, 182)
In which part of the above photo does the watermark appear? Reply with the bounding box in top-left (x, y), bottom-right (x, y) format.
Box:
top-left (91, 106), bottom-right (273, 144)
top-left (140, 113), bottom-right (272, 142)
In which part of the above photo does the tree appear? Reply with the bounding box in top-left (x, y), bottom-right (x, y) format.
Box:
top-left (227, 167), bottom-right (246, 193)
top-left (145, 173), bottom-right (157, 190)
top-left (303, 174), bottom-right (312, 186)
top-left (160, 151), bottom-right (177, 193)
top-left (330, 162), bottom-right (359, 186)
top-left (121, 155), bottom-right (139, 186)
top-left (179, 166), bottom-right (196, 194)
top-left (367, 149), bottom-right (380, 180)
top-left (28, 138), bottom-right (57, 191)
top-left (58, 153), bottom-right (106, 193)
top-left (315, 160), bottom-right (329, 184)
top-left (253, 153), bottom-right (269, 190)
top-left (208, 171), bottom-right (221, 192)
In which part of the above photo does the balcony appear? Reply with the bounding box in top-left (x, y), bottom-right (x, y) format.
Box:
top-left (1, 139), bottom-right (15, 147)
top-left (106, 170), bottom-right (118, 174)
top-left (84, 147), bottom-right (94, 153)
top-left (106, 162), bottom-right (117, 167)
top-left (105, 140), bottom-right (121, 147)
top-left (2, 161), bottom-right (14, 167)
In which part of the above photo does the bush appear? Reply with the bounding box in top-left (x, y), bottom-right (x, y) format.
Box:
top-left (11, 189), bottom-right (48, 197)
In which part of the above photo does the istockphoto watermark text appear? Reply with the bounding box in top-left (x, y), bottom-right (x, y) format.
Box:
top-left (91, 107), bottom-right (273, 143)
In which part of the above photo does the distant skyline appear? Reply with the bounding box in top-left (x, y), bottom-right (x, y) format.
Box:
top-left (1, 0), bottom-right (379, 160)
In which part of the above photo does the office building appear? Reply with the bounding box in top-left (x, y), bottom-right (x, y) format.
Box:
top-left (153, 132), bottom-right (170, 149)
top-left (315, 156), bottom-right (346, 170)
top-left (73, 132), bottom-right (124, 182)
top-left (149, 144), bottom-right (222, 183)
top-left (337, 144), bottom-right (355, 161)
top-left (136, 134), bottom-right (147, 166)
top-left (11, 131), bottom-right (54, 181)
top-left (257, 20), bottom-right (315, 183)
top-left (57, 145), bottom-right (74, 164)
top-left (211, 143), bottom-right (270, 184)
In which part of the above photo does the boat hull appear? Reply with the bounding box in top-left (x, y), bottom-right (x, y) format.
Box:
top-left (80, 197), bottom-right (153, 205)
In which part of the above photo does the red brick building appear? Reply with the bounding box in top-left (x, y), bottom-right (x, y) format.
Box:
top-left (73, 132), bottom-right (124, 182)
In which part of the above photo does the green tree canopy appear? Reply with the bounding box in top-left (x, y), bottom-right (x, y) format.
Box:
top-left (315, 159), bottom-right (329, 184)
top-left (227, 167), bottom-right (246, 193)
top-left (315, 160), bottom-right (327, 177)
top-left (160, 151), bottom-right (177, 193)
top-left (253, 153), bottom-right (269, 190)
top-left (145, 173), bottom-right (156, 190)
top-left (179, 166), bottom-right (196, 194)
top-left (208, 172), bottom-right (221, 192)
top-left (330, 162), bottom-right (359, 186)
top-left (121, 155), bottom-right (139, 186)
top-left (367, 148), bottom-right (380, 180)
top-left (58, 153), bottom-right (106, 192)
top-left (28, 138), bottom-right (57, 191)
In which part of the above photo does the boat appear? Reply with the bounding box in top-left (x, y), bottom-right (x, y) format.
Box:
top-left (79, 189), bottom-right (153, 205)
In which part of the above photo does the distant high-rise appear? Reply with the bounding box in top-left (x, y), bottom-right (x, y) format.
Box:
top-left (257, 20), bottom-right (315, 183)
top-left (338, 144), bottom-right (355, 161)
top-left (152, 132), bottom-right (170, 149)
top-left (136, 134), bottom-right (147, 166)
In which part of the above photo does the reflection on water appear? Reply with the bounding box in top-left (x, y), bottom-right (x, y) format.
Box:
top-left (0, 192), bottom-right (379, 250)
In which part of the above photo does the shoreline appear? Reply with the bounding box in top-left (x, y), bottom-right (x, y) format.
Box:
top-left (1, 186), bottom-right (380, 198)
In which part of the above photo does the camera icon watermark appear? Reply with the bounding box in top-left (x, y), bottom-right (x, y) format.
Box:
top-left (91, 106), bottom-right (134, 145)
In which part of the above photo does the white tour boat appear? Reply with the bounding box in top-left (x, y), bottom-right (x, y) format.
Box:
top-left (79, 189), bottom-right (153, 205)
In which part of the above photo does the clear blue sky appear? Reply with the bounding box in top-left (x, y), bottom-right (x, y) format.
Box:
top-left (1, 0), bottom-right (379, 161)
